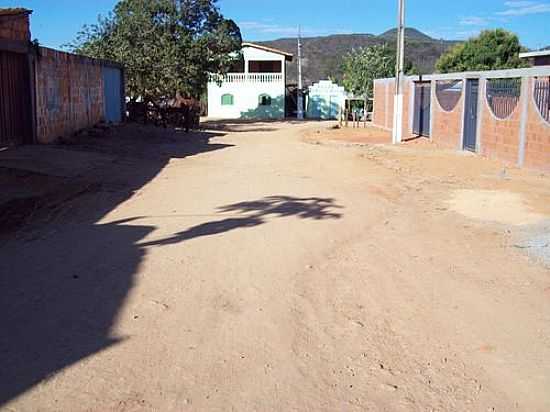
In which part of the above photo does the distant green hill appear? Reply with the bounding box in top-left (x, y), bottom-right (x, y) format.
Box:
top-left (256, 28), bottom-right (459, 86)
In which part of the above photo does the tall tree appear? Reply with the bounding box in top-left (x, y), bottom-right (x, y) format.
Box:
top-left (69, 0), bottom-right (241, 103)
top-left (436, 29), bottom-right (528, 73)
top-left (341, 44), bottom-right (415, 98)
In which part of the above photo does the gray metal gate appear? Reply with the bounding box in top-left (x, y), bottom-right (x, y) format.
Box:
top-left (463, 79), bottom-right (479, 152)
top-left (534, 77), bottom-right (550, 123)
top-left (413, 82), bottom-right (431, 136)
top-left (102, 66), bottom-right (123, 123)
top-left (0, 50), bottom-right (33, 146)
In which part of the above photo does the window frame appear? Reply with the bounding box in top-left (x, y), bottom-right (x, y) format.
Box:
top-left (221, 94), bottom-right (234, 106)
top-left (259, 94), bottom-right (272, 106)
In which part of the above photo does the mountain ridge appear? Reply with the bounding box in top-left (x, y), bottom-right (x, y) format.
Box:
top-left (253, 28), bottom-right (459, 85)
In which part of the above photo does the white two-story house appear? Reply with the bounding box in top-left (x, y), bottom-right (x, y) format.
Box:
top-left (207, 42), bottom-right (293, 119)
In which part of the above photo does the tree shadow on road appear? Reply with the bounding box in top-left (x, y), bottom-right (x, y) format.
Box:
top-left (141, 195), bottom-right (343, 247)
top-left (0, 126), bottom-right (233, 407)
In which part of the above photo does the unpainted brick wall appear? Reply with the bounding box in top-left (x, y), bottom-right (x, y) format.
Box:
top-left (35, 48), bottom-right (105, 143)
top-left (372, 80), bottom-right (388, 129)
top-left (0, 13), bottom-right (30, 42)
top-left (479, 80), bottom-right (522, 166)
top-left (372, 79), bottom-right (395, 130)
top-left (524, 78), bottom-right (550, 171)
top-left (372, 78), bottom-right (410, 134)
top-left (431, 81), bottom-right (464, 149)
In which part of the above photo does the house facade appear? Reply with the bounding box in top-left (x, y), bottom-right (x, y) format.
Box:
top-left (519, 50), bottom-right (550, 67)
top-left (207, 43), bottom-right (293, 119)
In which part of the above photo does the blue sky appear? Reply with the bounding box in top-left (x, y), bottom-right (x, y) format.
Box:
top-left (2, 0), bottom-right (549, 49)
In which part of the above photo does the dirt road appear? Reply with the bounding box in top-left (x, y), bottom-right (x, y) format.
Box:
top-left (1, 121), bottom-right (549, 411)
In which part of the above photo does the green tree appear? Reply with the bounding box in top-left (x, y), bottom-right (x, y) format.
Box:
top-left (69, 0), bottom-right (241, 103)
top-left (436, 29), bottom-right (528, 73)
top-left (341, 45), bottom-right (415, 98)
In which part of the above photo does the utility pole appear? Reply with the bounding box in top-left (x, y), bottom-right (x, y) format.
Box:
top-left (392, 0), bottom-right (405, 144)
top-left (297, 25), bottom-right (304, 120)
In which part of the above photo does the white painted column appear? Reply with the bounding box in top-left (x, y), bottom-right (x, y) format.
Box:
top-left (518, 76), bottom-right (529, 167)
top-left (392, 0), bottom-right (406, 144)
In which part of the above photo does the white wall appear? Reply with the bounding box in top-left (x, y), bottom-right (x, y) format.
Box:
top-left (243, 47), bottom-right (286, 65)
top-left (307, 80), bottom-right (347, 120)
top-left (208, 81), bottom-right (285, 119)
top-left (207, 45), bottom-right (287, 119)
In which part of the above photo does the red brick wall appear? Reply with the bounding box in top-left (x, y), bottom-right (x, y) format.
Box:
top-left (524, 78), bottom-right (550, 171)
top-left (479, 79), bottom-right (522, 166)
top-left (0, 13), bottom-right (30, 42)
top-left (35, 48), bottom-right (105, 143)
top-left (431, 81), bottom-right (464, 149)
top-left (372, 79), bottom-right (395, 130)
top-left (373, 80), bottom-right (389, 129)
top-left (372, 78), bottom-right (410, 134)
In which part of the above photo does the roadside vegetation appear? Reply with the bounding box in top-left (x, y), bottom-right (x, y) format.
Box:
top-left (68, 0), bottom-right (242, 105)
top-left (436, 29), bottom-right (528, 73)
top-left (340, 44), bottom-right (416, 98)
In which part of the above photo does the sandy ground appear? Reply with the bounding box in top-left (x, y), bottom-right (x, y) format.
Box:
top-left (1, 121), bottom-right (549, 411)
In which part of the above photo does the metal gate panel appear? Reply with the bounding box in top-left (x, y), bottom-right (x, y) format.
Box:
top-left (0, 50), bottom-right (32, 146)
top-left (413, 82), bottom-right (431, 137)
top-left (463, 79), bottom-right (479, 152)
top-left (102, 66), bottom-right (122, 123)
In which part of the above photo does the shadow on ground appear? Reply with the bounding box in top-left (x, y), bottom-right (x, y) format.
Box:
top-left (141, 195), bottom-right (343, 247)
top-left (0, 124), bottom-right (232, 406)
top-left (201, 118), bottom-right (306, 134)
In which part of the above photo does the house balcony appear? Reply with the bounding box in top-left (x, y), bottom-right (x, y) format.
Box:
top-left (209, 73), bottom-right (284, 84)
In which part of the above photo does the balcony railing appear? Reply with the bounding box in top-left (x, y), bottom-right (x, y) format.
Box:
top-left (209, 73), bottom-right (283, 83)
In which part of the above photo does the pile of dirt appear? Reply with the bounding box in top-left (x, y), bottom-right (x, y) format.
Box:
top-left (303, 123), bottom-right (392, 145)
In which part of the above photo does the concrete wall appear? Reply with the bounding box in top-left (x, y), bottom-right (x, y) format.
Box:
top-left (0, 12), bottom-right (31, 42)
top-left (35, 48), bottom-right (106, 143)
top-left (374, 68), bottom-right (550, 172)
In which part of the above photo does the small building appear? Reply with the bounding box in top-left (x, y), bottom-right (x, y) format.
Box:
top-left (0, 8), bottom-right (125, 146)
top-left (519, 50), bottom-right (550, 67)
top-left (207, 43), bottom-right (293, 120)
top-left (306, 80), bottom-right (348, 120)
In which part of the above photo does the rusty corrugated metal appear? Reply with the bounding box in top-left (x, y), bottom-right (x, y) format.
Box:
top-left (0, 50), bottom-right (32, 146)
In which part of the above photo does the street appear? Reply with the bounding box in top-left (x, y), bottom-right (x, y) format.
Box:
top-left (1, 121), bottom-right (549, 411)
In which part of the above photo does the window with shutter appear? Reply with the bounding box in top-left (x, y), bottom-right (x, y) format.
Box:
top-left (221, 94), bottom-right (234, 105)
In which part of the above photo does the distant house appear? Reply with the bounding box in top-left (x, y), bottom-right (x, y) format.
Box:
top-left (519, 50), bottom-right (550, 67)
top-left (207, 43), bottom-right (293, 120)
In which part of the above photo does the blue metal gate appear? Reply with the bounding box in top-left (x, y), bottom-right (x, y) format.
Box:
top-left (463, 79), bottom-right (479, 152)
top-left (413, 82), bottom-right (431, 136)
top-left (102, 66), bottom-right (123, 123)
